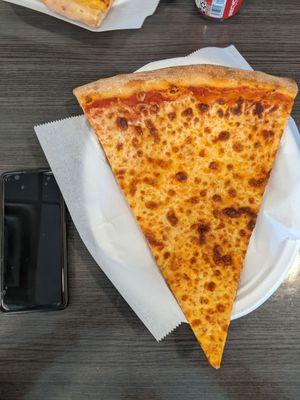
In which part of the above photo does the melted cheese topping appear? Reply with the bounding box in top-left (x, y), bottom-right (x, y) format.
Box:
top-left (78, 81), bottom-right (294, 368)
top-left (73, 0), bottom-right (110, 11)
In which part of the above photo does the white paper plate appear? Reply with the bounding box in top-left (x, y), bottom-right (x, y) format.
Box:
top-left (137, 47), bottom-right (300, 321)
top-left (2, 0), bottom-right (160, 32)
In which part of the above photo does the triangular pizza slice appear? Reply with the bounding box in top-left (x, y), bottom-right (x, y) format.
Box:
top-left (42, 0), bottom-right (113, 27)
top-left (74, 65), bottom-right (297, 368)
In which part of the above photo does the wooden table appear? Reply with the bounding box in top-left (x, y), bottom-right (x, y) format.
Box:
top-left (0, 1), bottom-right (299, 399)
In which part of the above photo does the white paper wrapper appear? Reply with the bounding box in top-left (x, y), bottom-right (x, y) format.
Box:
top-left (35, 46), bottom-right (300, 340)
top-left (2, 0), bottom-right (160, 31)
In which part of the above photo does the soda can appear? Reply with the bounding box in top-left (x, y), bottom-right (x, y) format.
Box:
top-left (195, 0), bottom-right (244, 21)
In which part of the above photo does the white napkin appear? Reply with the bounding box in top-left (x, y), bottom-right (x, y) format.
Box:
top-left (35, 46), bottom-right (300, 341)
top-left (1, 0), bottom-right (160, 31)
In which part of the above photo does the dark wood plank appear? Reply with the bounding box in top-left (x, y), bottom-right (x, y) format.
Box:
top-left (0, 1), bottom-right (299, 399)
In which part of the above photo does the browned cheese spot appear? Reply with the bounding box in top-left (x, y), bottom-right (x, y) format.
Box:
top-left (166, 210), bottom-right (179, 227)
top-left (145, 230), bottom-right (164, 250)
top-left (198, 103), bottom-right (209, 113)
top-left (200, 189), bottom-right (207, 197)
top-left (212, 194), bottom-right (222, 202)
top-left (167, 112), bottom-right (176, 121)
top-left (145, 119), bottom-right (160, 142)
top-left (200, 297), bottom-right (209, 306)
top-left (216, 303), bottom-right (225, 312)
top-left (218, 130), bottom-right (230, 141)
top-left (191, 319), bottom-right (201, 327)
top-left (209, 161), bottom-right (219, 170)
top-left (269, 105), bottom-right (278, 113)
top-left (168, 189), bottom-right (176, 196)
top-left (175, 171), bottom-right (188, 182)
top-left (163, 251), bottom-right (170, 259)
top-left (150, 104), bottom-right (159, 114)
top-left (155, 158), bottom-right (169, 169)
top-left (116, 117), bottom-right (128, 130)
top-left (169, 85), bottom-right (178, 94)
top-left (231, 97), bottom-right (244, 115)
top-left (217, 109), bottom-right (224, 118)
top-left (239, 229), bottom-right (246, 237)
top-left (222, 254), bottom-right (232, 265)
top-left (213, 244), bottom-right (232, 266)
top-left (189, 196), bottom-right (200, 204)
top-left (212, 209), bottom-right (220, 218)
top-left (239, 207), bottom-right (257, 218)
top-left (116, 142), bottom-right (123, 151)
top-left (135, 125), bottom-right (143, 135)
top-left (139, 104), bottom-right (148, 116)
top-left (233, 142), bottom-right (243, 152)
top-left (182, 107), bottom-right (193, 117)
top-left (131, 137), bottom-right (139, 148)
top-left (223, 207), bottom-right (241, 218)
top-left (228, 188), bottom-right (237, 197)
top-left (262, 129), bottom-right (275, 140)
top-left (254, 141), bottom-right (261, 148)
top-left (117, 168), bottom-right (126, 176)
top-left (143, 176), bottom-right (156, 186)
top-left (129, 179), bottom-right (138, 196)
top-left (185, 136), bottom-right (192, 145)
top-left (213, 244), bottom-right (223, 264)
top-left (145, 201), bottom-right (158, 209)
top-left (199, 149), bottom-right (206, 157)
top-left (183, 273), bottom-right (191, 282)
top-left (253, 102), bottom-right (264, 117)
top-left (249, 177), bottom-right (265, 187)
top-left (198, 223), bottom-right (210, 245)
top-left (247, 220), bottom-right (256, 231)
top-left (205, 281), bottom-right (216, 292)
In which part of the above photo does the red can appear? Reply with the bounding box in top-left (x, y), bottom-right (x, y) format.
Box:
top-left (195, 0), bottom-right (244, 21)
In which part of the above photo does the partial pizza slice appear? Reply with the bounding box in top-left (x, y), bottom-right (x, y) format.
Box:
top-left (42, 0), bottom-right (113, 28)
top-left (74, 65), bottom-right (297, 368)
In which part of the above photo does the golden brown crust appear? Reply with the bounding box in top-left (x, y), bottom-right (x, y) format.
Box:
top-left (74, 64), bottom-right (298, 99)
top-left (42, 0), bottom-right (113, 27)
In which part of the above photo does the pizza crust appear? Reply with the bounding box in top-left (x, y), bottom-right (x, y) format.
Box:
top-left (42, 0), bottom-right (113, 27)
top-left (74, 64), bottom-right (298, 100)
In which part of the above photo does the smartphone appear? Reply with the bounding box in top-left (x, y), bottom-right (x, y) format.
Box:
top-left (0, 169), bottom-right (68, 312)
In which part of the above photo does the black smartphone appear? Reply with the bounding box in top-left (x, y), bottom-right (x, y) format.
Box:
top-left (0, 169), bottom-right (68, 312)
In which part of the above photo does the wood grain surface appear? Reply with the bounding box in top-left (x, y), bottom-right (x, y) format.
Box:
top-left (0, 1), bottom-right (299, 399)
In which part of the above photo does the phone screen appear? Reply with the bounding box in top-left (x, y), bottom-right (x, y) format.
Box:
top-left (1, 170), bottom-right (67, 312)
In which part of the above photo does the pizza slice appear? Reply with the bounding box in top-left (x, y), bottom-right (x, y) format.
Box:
top-left (74, 65), bottom-right (297, 368)
top-left (42, 0), bottom-right (113, 28)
